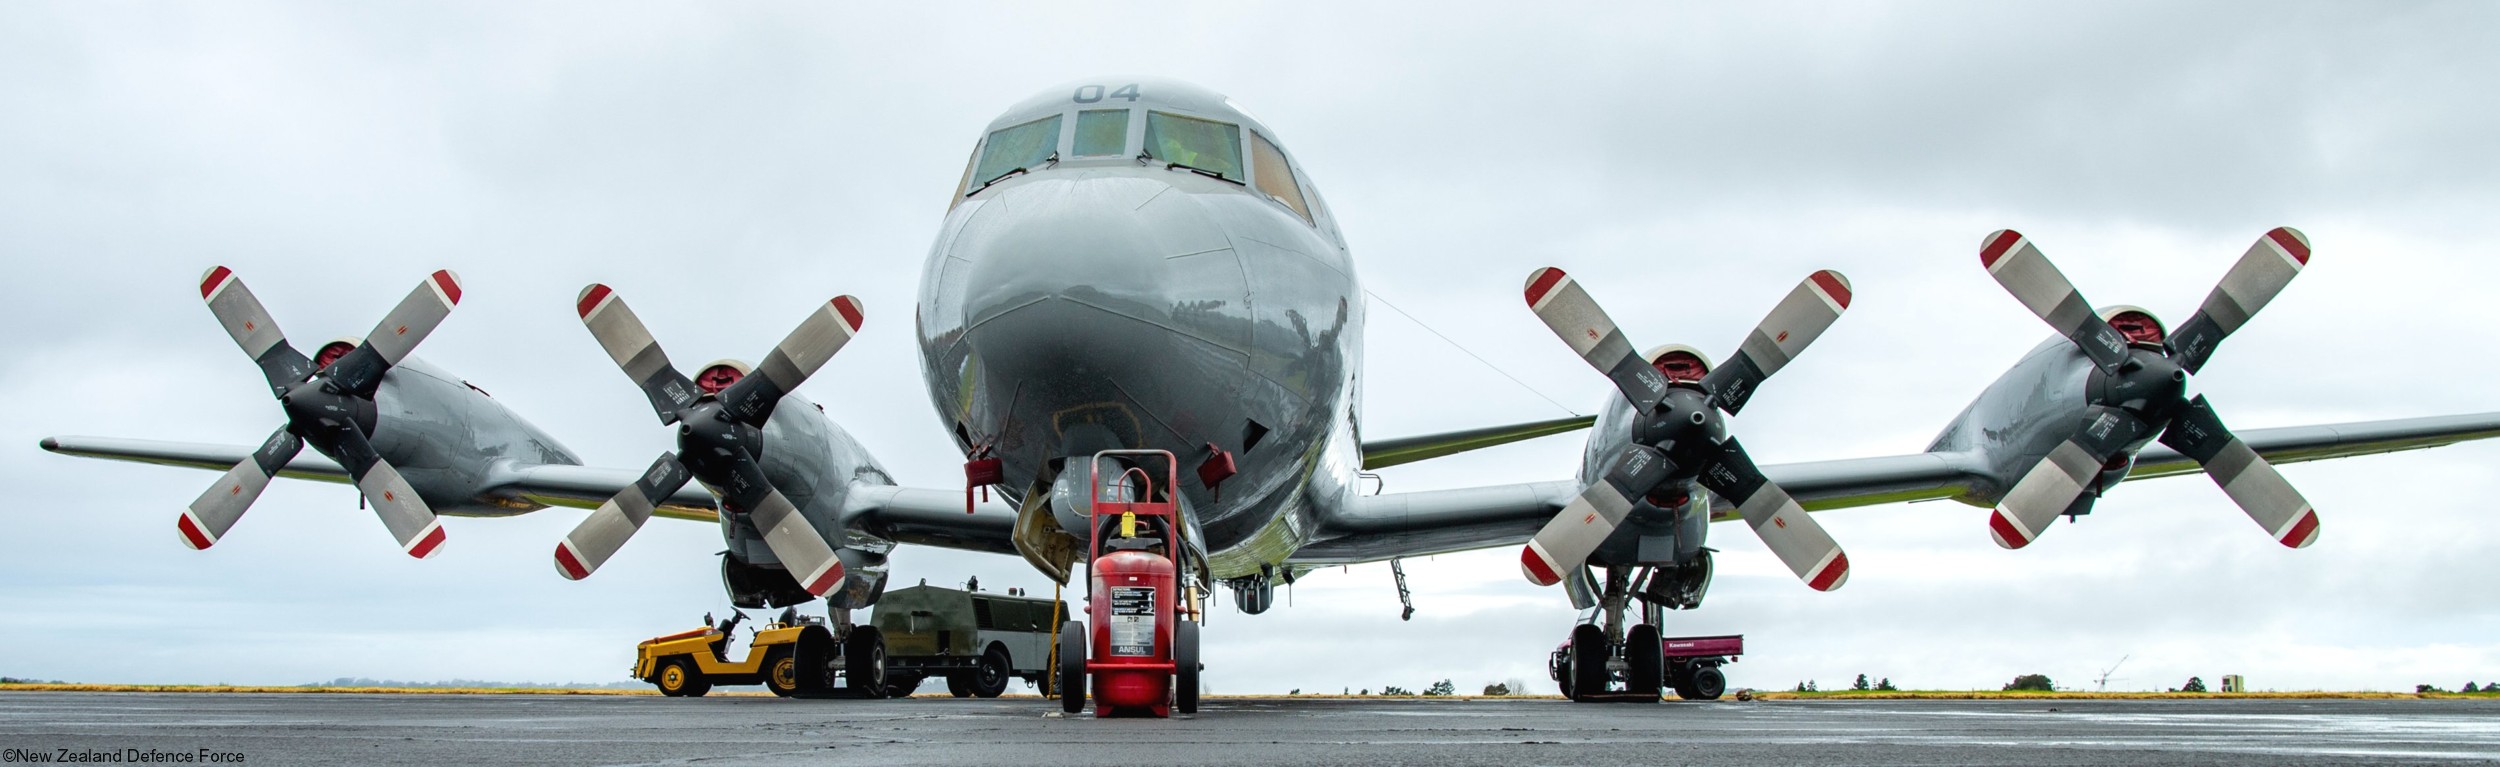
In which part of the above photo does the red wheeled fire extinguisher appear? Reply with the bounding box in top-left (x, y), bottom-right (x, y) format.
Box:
top-left (1055, 450), bottom-right (1203, 717)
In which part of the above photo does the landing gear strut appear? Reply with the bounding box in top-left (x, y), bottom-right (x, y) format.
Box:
top-left (1548, 565), bottom-right (1673, 702)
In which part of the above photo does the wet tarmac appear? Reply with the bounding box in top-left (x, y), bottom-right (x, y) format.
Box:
top-left (1, 692), bottom-right (2496, 766)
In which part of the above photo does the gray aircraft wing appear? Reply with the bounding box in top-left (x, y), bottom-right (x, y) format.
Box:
top-left (39, 435), bottom-right (1022, 548)
top-left (1291, 411), bottom-right (2500, 564)
top-left (1359, 415), bottom-right (1596, 469)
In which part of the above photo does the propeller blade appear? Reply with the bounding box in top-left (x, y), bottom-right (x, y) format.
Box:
top-left (1980, 230), bottom-right (2130, 374)
top-left (326, 426), bottom-right (445, 559)
top-left (2166, 227), bottom-right (2311, 375)
top-left (2158, 395), bottom-right (2321, 548)
top-left (1702, 270), bottom-right (1853, 414)
top-left (716, 296), bottom-right (865, 426)
top-left (1520, 443), bottom-right (1675, 586)
top-left (198, 266), bottom-right (315, 398)
top-left (555, 452), bottom-right (695, 580)
top-left (326, 270), bottom-right (463, 396)
top-left (717, 456), bottom-right (848, 597)
top-left (1523, 268), bottom-right (1669, 413)
top-left (1692, 437), bottom-right (1850, 591)
top-left (576, 284), bottom-right (701, 424)
top-left (1988, 405), bottom-right (2151, 549)
top-left (179, 427), bottom-right (304, 550)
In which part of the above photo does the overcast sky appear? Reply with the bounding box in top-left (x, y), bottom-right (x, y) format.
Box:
top-left (5, 2), bottom-right (2499, 696)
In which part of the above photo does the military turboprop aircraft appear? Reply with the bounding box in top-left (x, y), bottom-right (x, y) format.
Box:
top-left (41, 77), bottom-right (2500, 702)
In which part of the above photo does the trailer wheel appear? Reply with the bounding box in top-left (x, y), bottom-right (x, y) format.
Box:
top-left (1569, 624), bottom-right (1608, 701)
top-left (656, 658), bottom-right (709, 698)
top-left (845, 626), bottom-right (888, 699)
top-left (971, 643), bottom-right (1012, 698)
top-left (1689, 664), bottom-right (1726, 701)
top-left (1058, 620), bottom-right (1086, 714)
top-left (1174, 621), bottom-right (1201, 714)
top-left (1625, 624), bottom-right (1663, 701)
top-left (764, 647), bottom-right (802, 697)
top-left (883, 672), bottom-right (924, 699)
top-left (946, 672), bottom-right (974, 698)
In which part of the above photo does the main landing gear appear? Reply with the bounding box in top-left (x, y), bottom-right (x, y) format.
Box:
top-left (1547, 558), bottom-right (1728, 702)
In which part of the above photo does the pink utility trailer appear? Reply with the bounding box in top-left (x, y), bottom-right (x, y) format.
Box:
top-left (1549, 632), bottom-right (1740, 701)
top-left (1661, 634), bottom-right (1739, 701)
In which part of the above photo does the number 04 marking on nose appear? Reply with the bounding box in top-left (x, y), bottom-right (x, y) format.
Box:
top-left (1073, 83), bottom-right (1142, 103)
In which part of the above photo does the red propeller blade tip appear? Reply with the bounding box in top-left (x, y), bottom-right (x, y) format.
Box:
top-left (831, 295), bottom-right (865, 332)
top-left (2278, 510), bottom-right (2320, 549)
top-left (803, 561), bottom-right (848, 596)
top-left (1980, 230), bottom-right (2023, 268)
top-left (1807, 552), bottom-right (1850, 592)
top-left (1519, 545), bottom-right (1562, 586)
top-left (1809, 270), bottom-right (1852, 309)
top-left (553, 542), bottom-right (591, 580)
top-left (2267, 227), bottom-right (2312, 265)
top-left (1523, 268), bottom-right (1568, 307)
top-left (1988, 508), bottom-right (2033, 550)
top-left (177, 513), bottom-right (215, 550)
top-left (199, 266), bottom-right (234, 300)
top-left (575, 284), bottom-right (613, 318)
top-left (429, 270), bottom-right (463, 305)
top-left (404, 523), bottom-right (447, 560)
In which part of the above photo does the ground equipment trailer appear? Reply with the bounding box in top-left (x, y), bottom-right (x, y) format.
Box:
top-left (1550, 631), bottom-right (1740, 701)
top-left (633, 610), bottom-right (890, 698)
top-left (1054, 450), bottom-right (1205, 717)
top-left (874, 582), bottom-right (1065, 698)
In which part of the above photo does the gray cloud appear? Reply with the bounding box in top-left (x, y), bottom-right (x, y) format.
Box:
top-left (3, 1), bottom-right (2496, 694)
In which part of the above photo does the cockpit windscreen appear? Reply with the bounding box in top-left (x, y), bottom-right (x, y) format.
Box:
top-left (1144, 111), bottom-right (1242, 181)
top-left (973, 115), bottom-right (1061, 185)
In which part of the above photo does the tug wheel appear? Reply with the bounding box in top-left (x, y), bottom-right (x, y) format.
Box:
top-left (656, 658), bottom-right (709, 698)
top-left (765, 647), bottom-right (802, 697)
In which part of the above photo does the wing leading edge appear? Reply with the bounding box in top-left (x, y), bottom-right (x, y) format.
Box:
top-left (1293, 411), bottom-right (2500, 564)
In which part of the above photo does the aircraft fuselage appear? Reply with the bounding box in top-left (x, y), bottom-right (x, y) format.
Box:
top-left (916, 79), bottom-right (1363, 578)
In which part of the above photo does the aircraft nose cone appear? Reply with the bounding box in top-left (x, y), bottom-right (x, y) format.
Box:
top-left (955, 175), bottom-right (1238, 322)
top-left (943, 174), bottom-right (1253, 454)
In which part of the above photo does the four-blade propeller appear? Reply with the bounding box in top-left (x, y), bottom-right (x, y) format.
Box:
top-left (185, 267), bottom-right (460, 557)
top-left (1979, 228), bottom-right (2319, 550)
top-left (553, 284), bottom-right (865, 599)
top-left (1518, 268), bottom-right (1855, 592)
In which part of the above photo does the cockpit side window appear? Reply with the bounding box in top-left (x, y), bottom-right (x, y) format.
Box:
top-left (1248, 131), bottom-right (1311, 224)
top-left (1144, 111), bottom-right (1242, 181)
top-left (1073, 109), bottom-right (1129, 157)
top-left (971, 115), bottom-right (1061, 190)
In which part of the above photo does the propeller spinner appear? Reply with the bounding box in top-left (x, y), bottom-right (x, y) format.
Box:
top-left (184, 267), bottom-right (460, 557)
top-left (1518, 268), bottom-right (1855, 592)
top-left (1978, 228), bottom-right (2319, 550)
top-left (553, 284), bottom-right (864, 598)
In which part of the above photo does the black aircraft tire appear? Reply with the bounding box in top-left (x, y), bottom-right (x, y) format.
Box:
top-left (972, 644), bottom-right (1012, 699)
top-left (845, 627), bottom-right (888, 699)
top-left (1625, 624), bottom-right (1664, 701)
top-left (764, 647), bottom-right (801, 698)
top-left (1058, 620), bottom-right (1087, 714)
top-left (1690, 664), bottom-right (1727, 701)
top-left (1569, 624), bottom-right (1608, 701)
top-left (1174, 621), bottom-right (1201, 714)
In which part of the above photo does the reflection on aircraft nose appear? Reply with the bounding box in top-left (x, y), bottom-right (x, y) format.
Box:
top-left (955, 174), bottom-right (1239, 322)
top-left (945, 173), bottom-right (1256, 455)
